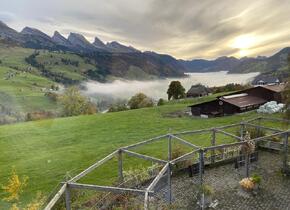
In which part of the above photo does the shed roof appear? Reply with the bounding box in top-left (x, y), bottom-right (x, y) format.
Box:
top-left (187, 84), bottom-right (209, 94)
top-left (260, 84), bottom-right (286, 93)
top-left (220, 95), bottom-right (267, 108)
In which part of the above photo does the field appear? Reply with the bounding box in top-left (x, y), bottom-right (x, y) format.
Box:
top-left (0, 95), bottom-right (283, 208)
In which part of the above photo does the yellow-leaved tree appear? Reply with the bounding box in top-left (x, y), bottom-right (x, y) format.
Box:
top-left (2, 168), bottom-right (46, 210)
top-left (2, 168), bottom-right (28, 202)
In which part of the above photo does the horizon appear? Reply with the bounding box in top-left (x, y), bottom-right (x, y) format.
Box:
top-left (1, 0), bottom-right (290, 59)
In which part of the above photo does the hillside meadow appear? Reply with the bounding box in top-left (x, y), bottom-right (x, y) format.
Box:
top-left (0, 97), bottom-right (283, 207)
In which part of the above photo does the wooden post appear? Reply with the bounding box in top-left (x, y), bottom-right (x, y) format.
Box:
top-left (283, 132), bottom-right (289, 172)
top-left (167, 164), bottom-right (172, 204)
top-left (245, 153), bottom-right (250, 177)
top-left (144, 191), bottom-right (149, 210)
top-left (199, 150), bottom-right (204, 210)
top-left (240, 122), bottom-right (245, 139)
top-left (168, 134), bottom-right (172, 161)
top-left (65, 184), bottom-right (71, 210)
top-left (118, 150), bottom-right (123, 182)
top-left (211, 129), bottom-right (216, 164)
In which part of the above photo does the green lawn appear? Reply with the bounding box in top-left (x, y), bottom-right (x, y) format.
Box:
top-left (0, 97), bottom-right (284, 207)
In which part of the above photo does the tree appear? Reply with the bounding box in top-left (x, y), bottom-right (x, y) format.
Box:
top-left (128, 93), bottom-right (153, 109)
top-left (60, 86), bottom-right (97, 116)
top-left (167, 81), bottom-right (185, 100)
top-left (157, 98), bottom-right (165, 106)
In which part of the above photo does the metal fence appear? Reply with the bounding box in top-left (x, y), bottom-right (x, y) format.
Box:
top-left (44, 116), bottom-right (290, 210)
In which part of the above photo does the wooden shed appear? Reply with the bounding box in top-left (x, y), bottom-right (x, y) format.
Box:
top-left (189, 84), bottom-right (285, 117)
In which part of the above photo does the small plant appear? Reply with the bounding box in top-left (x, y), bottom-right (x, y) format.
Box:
top-left (200, 184), bottom-right (214, 196)
top-left (239, 178), bottom-right (255, 191)
top-left (251, 174), bottom-right (262, 185)
top-left (239, 174), bottom-right (262, 191)
top-left (171, 146), bottom-right (193, 169)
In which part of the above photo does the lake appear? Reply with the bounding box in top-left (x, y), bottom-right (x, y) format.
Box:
top-left (84, 71), bottom-right (260, 103)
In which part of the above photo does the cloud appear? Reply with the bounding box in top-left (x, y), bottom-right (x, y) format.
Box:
top-left (1, 0), bottom-right (290, 59)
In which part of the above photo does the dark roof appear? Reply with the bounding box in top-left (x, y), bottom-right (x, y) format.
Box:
top-left (252, 76), bottom-right (280, 85)
top-left (260, 84), bottom-right (286, 93)
top-left (187, 84), bottom-right (209, 95)
top-left (188, 99), bottom-right (218, 107)
top-left (220, 95), bottom-right (267, 108)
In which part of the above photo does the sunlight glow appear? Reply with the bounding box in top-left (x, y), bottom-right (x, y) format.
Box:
top-left (230, 34), bottom-right (257, 57)
top-left (232, 35), bottom-right (257, 49)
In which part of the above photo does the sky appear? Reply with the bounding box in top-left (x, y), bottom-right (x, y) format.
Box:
top-left (0, 0), bottom-right (290, 60)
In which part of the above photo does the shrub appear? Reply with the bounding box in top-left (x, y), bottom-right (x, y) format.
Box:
top-left (157, 98), bottom-right (165, 106)
top-left (108, 103), bottom-right (129, 112)
top-left (45, 92), bottom-right (59, 102)
top-left (60, 86), bottom-right (98, 116)
top-left (172, 146), bottom-right (192, 169)
top-left (128, 93), bottom-right (153, 109)
top-left (251, 174), bottom-right (262, 184)
top-left (200, 184), bottom-right (214, 196)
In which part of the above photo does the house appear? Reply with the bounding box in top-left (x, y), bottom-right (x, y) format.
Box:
top-left (186, 84), bottom-right (210, 98)
top-left (252, 76), bottom-right (280, 86)
top-left (189, 84), bottom-right (285, 117)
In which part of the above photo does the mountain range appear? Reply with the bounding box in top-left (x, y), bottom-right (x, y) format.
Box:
top-left (0, 20), bottom-right (289, 82)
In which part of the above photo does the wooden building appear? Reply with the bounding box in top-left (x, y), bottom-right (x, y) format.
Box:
top-left (186, 84), bottom-right (210, 98)
top-left (189, 84), bottom-right (285, 117)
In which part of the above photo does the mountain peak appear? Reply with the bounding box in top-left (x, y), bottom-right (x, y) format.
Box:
top-left (68, 32), bottom-right (96, 51)
top-left (106, 41), bottom-right (139, 53)
top-left (21, 27), bottom-right (51, 40)
top-left (52, 31), bottom-right (72, 47)
top-left (92, 37), bottom-right (106, 49)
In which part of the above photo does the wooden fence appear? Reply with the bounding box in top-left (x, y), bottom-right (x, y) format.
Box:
top-left (44, 116), bottom-right (290, 210)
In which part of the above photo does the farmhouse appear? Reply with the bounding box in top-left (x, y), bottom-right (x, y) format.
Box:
top-left (186, 84), bottom-right (210, 98)
top-left (252, 76), bottom-right (281, 86)
top-left (189, 84), bottom-right (285, 117)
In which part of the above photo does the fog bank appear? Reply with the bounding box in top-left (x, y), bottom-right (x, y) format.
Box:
top-left (84, 71), bottom-right (260, 101)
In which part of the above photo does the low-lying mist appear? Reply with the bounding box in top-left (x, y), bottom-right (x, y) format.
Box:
top-left (83, 71), bottom-right (260, 110)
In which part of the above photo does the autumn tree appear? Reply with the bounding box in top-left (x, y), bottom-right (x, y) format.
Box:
top-left (167, 81), bottom-right (185, 100)
top-left (60, 86), bottom-right (97, 116)
top-left (2, 168), bottom-right (46, 210)
top-left (128, 93), bottom-right (153, 109)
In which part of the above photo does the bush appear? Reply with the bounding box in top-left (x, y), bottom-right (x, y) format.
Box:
top-left (60, 86), bottom-right (98, 116)
top-left (26, 111), bottom-right (56, 121)
top-left (108, 103), bottom-right (129, 112)
top-left (45, 92), bottom-right (59, 102)
top-left (128, 93), bottom-right (153, 109)
top-left (157, 98), bottom-right (165, 106)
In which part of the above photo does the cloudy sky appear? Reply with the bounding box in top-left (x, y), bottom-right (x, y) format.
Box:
top-left (1, 0), bottom-right (290, 59)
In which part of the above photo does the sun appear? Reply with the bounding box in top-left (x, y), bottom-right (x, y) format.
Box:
top-left (232, 35), bottom-right (256, 49)
top-left (230, 34), bottom-right (257, 57)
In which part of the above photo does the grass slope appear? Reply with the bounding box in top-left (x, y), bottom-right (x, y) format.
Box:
top-left (0, 97), bottom-right (283, 207)
top-left (0, 66), bottom-right (58, 113)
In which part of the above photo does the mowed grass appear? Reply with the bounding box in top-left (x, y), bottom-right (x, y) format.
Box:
top-left (0, 97), bottom-right (283, 207)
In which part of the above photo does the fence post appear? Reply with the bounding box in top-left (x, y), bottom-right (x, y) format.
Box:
top-left (65, 184), bottom-right (71, 210)
top-left (118, 149), bottom-right (123, 182)
top-left (199, 150), bottom-right (204, 210)
top-left (168, 134), bottom-right (172, 161)
top-left (245, 152), bottom-right (250, 177)
top-left (283, 132), bottom-right (289, 172)
top-left (211, 129), bottom-right (216, 164)
top-left (240, 122), bottom-right (245, 139)
top-left (144, 191), bottom-right (149, 210)
top-left (167, 164), bottom-right (172, 204)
